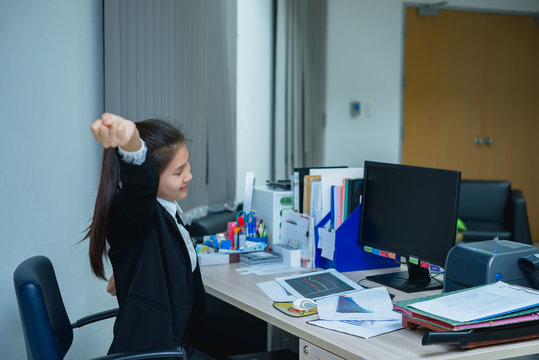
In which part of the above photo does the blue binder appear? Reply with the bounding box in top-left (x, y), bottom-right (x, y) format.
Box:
top-left (314, 205), bottom-right (399, 272)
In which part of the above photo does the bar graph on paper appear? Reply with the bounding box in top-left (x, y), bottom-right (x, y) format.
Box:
top-left (337, 296), bottom-right (373, 314)
top-left (284, 272), bottom-right (355, 299)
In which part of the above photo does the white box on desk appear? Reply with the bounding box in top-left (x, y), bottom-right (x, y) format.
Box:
top-left (273, 244), bottom-right (301, 267)
top-left (251, 186), bottom-right (293, 248)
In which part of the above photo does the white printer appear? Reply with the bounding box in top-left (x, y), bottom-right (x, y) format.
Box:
top-left (444, 238), bottom-right (539, 292)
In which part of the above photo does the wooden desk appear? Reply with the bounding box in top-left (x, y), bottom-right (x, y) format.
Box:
top-left (201, 264), bottom-right (539, 359)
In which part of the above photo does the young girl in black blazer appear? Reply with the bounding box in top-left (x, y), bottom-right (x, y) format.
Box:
top-left (85, 113), bottom-right (214, 360)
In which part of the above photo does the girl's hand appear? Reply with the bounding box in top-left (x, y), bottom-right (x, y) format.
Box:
top-left (90, 113), bottom-right (140, 150)
top-left (106, 274), bottom-right (116, 296)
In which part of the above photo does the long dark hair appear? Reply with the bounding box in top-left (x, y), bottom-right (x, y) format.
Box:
top-left (84, 119), bottom-right (186, 279)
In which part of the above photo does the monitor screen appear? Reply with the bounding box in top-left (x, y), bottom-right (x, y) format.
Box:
top-left (358, 161), bottom-right (461, 292)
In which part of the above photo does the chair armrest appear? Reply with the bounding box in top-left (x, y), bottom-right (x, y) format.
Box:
top-left (511, 189), bottom-right (532, 245)
top-left (71, 308), bottom-right (119, 328)
top-left (91, 346), bottom-right (185, 360)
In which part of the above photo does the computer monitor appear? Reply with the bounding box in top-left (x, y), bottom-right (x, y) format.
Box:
top-left (358, 161), bottom-right (461, 292)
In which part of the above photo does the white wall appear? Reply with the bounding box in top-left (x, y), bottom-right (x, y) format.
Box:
top-left (325, 0), bottom-right (402, 167)
top-left (0, 1), bottom-right (115, 358)
top-left (236, 0), bottom-right (274, 202)
top-left (324, 0), bottom-right (539, 168)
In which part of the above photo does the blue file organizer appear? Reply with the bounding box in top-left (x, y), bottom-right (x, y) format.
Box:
top-left (314, 205), bottom-right (399, 272)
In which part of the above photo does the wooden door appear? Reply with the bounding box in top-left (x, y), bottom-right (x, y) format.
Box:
top-left (467, 13), bottom-right (501, 179)
top-left (402, 9), bottom-right (470, 172)
top-left (402, 7), bottom-right (539, 241)
top-left (497, 15), bottom-right (539, 242)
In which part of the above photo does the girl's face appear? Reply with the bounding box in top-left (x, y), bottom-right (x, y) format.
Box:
top-left (157, 144), bottom-right (192, 202)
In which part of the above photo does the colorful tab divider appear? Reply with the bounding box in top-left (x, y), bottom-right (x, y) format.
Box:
top-left (430, 264), bottom-right (441, 272)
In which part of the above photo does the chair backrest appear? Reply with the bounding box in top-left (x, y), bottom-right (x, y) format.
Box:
top-left (13, 255), bottom-right (73, 360)
top-left (458, 180), bottom-right (510, 223)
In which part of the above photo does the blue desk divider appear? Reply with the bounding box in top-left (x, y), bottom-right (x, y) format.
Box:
top-left (314, 205), bottom-right (399, 272)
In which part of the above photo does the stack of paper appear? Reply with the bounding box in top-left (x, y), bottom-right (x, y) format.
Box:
top-left (309, 287), bottom-right (402, 338)
top-left (394, 281), bottom-right (539, 332)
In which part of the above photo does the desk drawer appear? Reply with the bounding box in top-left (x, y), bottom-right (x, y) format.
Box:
top-left (299, 339), bottom-right (344, 360)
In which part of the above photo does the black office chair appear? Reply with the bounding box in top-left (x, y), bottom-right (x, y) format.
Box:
top-left (458, 180), bottom-right (532, 245)
top-left (13, 255), bottom-right (185, 360)
top-left (185, 203), bottom-right (241, 238)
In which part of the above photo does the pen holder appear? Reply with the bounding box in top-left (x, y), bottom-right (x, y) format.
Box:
top-left (237, 236), bottom-right (268, 252)
top-left (245, 236), bottom-right (267, 251)
top-left (246, 236), bottom-right (267, 244)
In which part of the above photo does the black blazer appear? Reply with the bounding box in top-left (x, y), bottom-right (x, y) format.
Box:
top-left (106, 150), bottom-right (206, 355)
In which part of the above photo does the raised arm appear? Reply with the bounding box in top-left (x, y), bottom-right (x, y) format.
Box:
top-left (90, 113), bottom-right (141, 151)
top-left (90, 113), bottom-right (158, 247)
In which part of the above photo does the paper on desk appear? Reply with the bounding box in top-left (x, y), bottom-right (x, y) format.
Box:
top-left (281, 211), bottom-right (310, 254)
top-left (317, 227), bottom-right (335, 261)
top-left (236, 263), bottom-right (305, 276)
top-left (317, 288), bottom-right (399, 321)
top-left (257, 280), bottom-right (296, 302)
top-left (252, 265), bottom-right (305, 276)
top-left (308, 318), bottom-right (402, 339)
top-left (236, 263), bottom-right (285, 274)
top-left (410, 281), bottom-right (539, 322)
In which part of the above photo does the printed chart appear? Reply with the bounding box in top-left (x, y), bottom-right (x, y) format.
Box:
top-left (276, 269), bottom-right (363, 300)
top-left (337, 296), bottom-right (373, 314)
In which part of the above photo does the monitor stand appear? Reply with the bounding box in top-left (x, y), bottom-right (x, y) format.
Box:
top-left (366, 264), bottom-right (442, 293)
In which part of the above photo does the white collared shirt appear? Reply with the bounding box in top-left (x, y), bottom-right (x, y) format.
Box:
top-left (119, 141), bottom-right (197, 272)
top-left (157, 198), bottom-right (197, 272)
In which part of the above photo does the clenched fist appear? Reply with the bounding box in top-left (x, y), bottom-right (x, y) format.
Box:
top-left (90, 113), bottom-right (141, 151)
